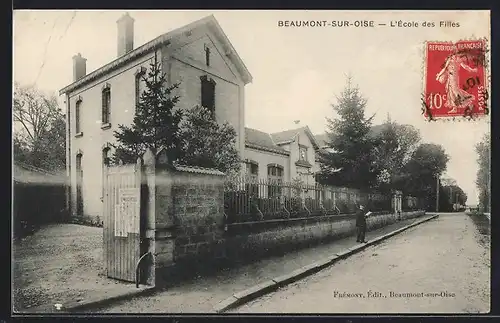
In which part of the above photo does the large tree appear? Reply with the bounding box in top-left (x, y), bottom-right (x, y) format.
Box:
top-left (475, 133), bottom-right (490, 212)
top-left (373, 115), bottom-right (421, 190)
top-left (443, 184), bottom-right (468, 206)
top-left (178, 105), bottom-right (240, 174)
top-left (112, 60), bottom-right (183, 164)
top-left (13, 83), bottom-right (66, 171)
top-left (317, 76), bottom-right (379, 189)
top-left (401, 143), bottom-right (449, 198)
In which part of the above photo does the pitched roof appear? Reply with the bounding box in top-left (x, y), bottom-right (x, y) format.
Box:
top-left (270, 127), bottom-right (303, 144)
top-left (270, 126), bottom-right (320, 149)
top-left (314, 133), bottom-right (329, 148)
top-left (60, 15), bottom-right (252, 95)
top-left (245, 127), bottom-right (289, 154)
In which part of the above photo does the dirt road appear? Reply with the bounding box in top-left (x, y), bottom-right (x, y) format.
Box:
top-left (231, 213), bottom-right (490, 313)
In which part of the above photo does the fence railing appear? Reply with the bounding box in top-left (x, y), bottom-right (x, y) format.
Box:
top-left (224, 177), bottom-right (395, 224)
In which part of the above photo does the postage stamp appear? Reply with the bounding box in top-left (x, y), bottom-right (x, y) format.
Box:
top-left (422, 39), bottom-right (489, 121)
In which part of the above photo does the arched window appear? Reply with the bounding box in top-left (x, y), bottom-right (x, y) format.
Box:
top-left (135, 67), bottom-right (146, 107)
top-left (267, 164), bottom-right (283, 198)
top-left (102, 146), bottom-right (111, 167)
top-left (102, 146), bottom-right (111, 200)
top-left (245, 160), bottom-right (259, 197)
top-left (75, 96), bottom-right (82, 135)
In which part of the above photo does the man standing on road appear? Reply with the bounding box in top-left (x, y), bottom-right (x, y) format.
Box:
top-left (355, 204), bottom-right (369, 243)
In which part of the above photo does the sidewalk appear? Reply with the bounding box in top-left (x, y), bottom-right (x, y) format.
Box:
top-left (92, 213), bottom-right (438, 313)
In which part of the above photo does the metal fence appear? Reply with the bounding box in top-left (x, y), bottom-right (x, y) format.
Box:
top-left (224, 177), bottom-right (394, 224)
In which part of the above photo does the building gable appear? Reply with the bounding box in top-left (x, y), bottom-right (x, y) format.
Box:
top-left (170, 32), bottom-right (240, 83)
top-left (271, 126), bottom-right (319, 150)
top-left (60, 15), bottom-right (252, 95)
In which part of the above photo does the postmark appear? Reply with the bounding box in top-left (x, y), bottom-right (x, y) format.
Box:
top-left (422, 39), bottom-right (489, 121)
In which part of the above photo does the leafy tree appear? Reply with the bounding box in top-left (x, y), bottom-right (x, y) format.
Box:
top-left (401, 143), bottom-right (449, 198)
top-left (373, 115), bottom-right (421, 190)
top-left (475, 133), bottom-right (490, 212)
top-left (13, 83), bottom-right (66, 171)
top-left (178, 105), bottom-right (240, 174)
top-left (317, 76), bottom-right (379, 189)
top-left (112, 60), bottom-right (183, 164)
top-left (442, 184), bottom-right (468, 206)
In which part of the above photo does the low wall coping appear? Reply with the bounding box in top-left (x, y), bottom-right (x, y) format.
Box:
top-left (225, 210), bottom-right (424, 235)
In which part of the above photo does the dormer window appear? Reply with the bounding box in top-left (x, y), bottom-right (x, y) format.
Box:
top-left (299, 145), bottom-right (308, 161)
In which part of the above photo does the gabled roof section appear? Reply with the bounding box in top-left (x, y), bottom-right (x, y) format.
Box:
top-left (245, 127), bottom-right (289, 155)
top-left (205, 15), bottom-right (253, 84)
top-left (60, 15), bottom-right (252, 95)
top-left (315, 133), bottom-right (329, 148)
top-left (271, 126), bottom-right (320, 150)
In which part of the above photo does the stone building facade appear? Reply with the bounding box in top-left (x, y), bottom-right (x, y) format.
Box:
top-left (59, 13), bottom-right (252, 221)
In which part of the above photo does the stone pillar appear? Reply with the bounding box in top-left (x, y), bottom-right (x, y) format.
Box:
top-left (151, 148), bottom-right (176, 285)
top-left (392, 190), bottom-right (403, 215)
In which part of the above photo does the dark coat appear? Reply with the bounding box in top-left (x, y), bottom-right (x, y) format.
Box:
top-left (355, 208), bottom-right (366, 228)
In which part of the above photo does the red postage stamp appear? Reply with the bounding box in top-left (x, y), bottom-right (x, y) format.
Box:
top-left (423, 39), bottom-right (489, 120)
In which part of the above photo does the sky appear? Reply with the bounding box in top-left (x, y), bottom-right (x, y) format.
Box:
top-left (13, 10), bottom-right (490, 204)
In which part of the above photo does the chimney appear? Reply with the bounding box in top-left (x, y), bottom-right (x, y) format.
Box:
top-left (117, 12), bottom-right (135, 57)
top-left (72, 53), bottom-right (87, 82)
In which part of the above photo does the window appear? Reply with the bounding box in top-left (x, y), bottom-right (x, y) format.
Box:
top-left (135, 67), bottom-right (146, 107)
top-left (102, 85), bottom-right (111, 124)
top-left (245, 161), bottom-right (259, 197)
top-left (102, 147), bottom-right (111, 167)
top-left (299, 146), bottom-right (308, 161)
top-left (267, 164), bottom-right (283, 198)
top-left (102, 147), bottom-right (110, 200)
top-left (200, 75), bottom-right (216, 117)
top-left (204, 44), bottom-right (211, 66)
top-left (76, 153), bottom-right (83, 215)
top-left (75, 99), bottom-right (82, 134)
top-left (246, 162), bottom-right (258, 178)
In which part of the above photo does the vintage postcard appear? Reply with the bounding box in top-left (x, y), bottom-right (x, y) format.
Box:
top-left (13, 10), bottom-right (491, 315)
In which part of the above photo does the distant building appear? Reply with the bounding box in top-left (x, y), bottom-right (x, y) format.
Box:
top-left (242, 124), bottom-right (388, 186)
top-left (243, 126), bottom-right (321, 186)
top-left (59, 13), bottom-right (252, 221)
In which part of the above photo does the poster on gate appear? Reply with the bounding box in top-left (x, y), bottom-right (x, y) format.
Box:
top-left (114, 188), bottom-right (140, 237)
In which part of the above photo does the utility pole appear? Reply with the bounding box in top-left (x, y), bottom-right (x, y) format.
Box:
top-left (436, 175), bottom-right (440, 212)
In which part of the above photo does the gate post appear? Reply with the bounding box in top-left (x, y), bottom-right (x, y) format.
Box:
top-left (141, 148), bottom-right (157, 286)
